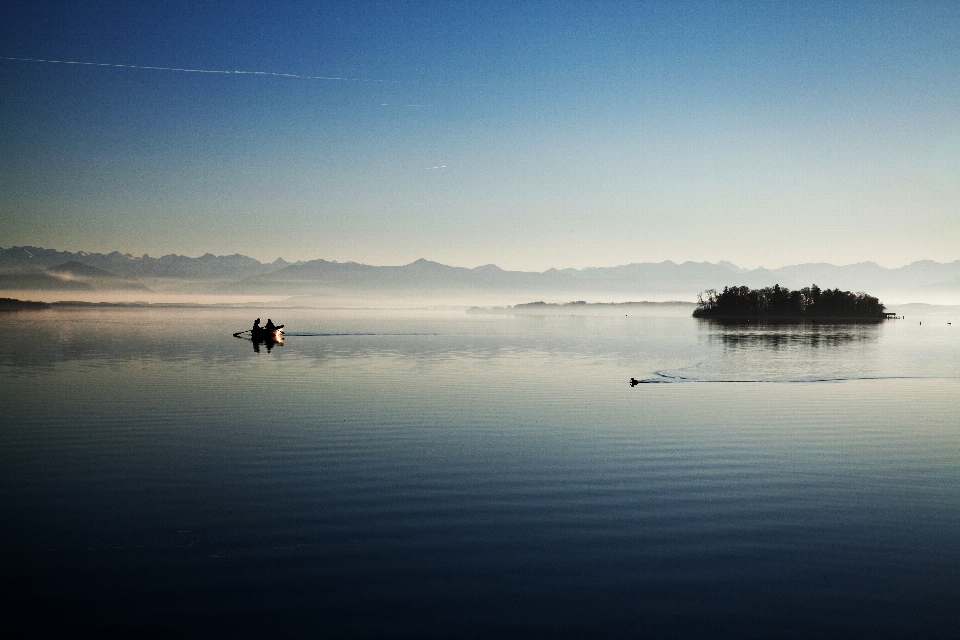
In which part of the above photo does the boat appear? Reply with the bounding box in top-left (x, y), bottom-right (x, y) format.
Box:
top-left (250, 325), bottom-right (284, 340)
top-left (233, 325), bottom-right (284, 352)
top-left (232, 324), bottom-right (284, 342)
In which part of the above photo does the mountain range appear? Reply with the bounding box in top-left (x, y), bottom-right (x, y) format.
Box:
top-left (2, 246), bottom-right (959, 304)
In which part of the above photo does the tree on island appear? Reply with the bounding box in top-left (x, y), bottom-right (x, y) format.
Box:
top-left (693, 284), bottom-right (887, 320)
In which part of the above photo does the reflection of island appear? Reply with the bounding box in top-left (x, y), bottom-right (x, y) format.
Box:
top-left (694, 285), bottom-right (888, 321)
top-left (708, 325), bottom-right (879, 350)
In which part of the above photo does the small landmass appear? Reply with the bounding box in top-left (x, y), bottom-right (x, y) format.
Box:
top-left (467, 301), bottom-right (696, 315)
top-left (0, 297), bottom-right (51, 311)
top-left (693, 285), bottom-right (889, 320)
top-left (0, 297), bottom-right (287, 310)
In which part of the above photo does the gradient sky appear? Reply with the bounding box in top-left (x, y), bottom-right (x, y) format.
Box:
top-left (1, 1), bottom-right (958, 270)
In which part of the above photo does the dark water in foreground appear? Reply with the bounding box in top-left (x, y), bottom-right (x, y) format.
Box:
top-left (2, 308), bottom-right (959, 638)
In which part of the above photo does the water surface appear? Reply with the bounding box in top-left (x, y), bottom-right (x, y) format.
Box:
top-left (2, 308), bottom-right (959, 637)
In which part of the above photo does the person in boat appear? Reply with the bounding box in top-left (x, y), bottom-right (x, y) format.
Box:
top-left (264, 319), bottom-right (276, 331)
top-left (253, 318), bottom-right (261, 331)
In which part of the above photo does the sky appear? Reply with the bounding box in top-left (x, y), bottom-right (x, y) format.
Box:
top-left (1, 1), bottom-right (959, 271)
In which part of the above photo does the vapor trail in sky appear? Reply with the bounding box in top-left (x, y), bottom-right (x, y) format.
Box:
top-left (0, 56), bottom-right (425, 84)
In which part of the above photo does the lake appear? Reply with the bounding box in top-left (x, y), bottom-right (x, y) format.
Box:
top-left (2, 307), bottom-right (959, 638)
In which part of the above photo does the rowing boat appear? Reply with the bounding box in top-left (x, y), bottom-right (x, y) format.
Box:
top-left (233, 324), bottom-right (284, 341)
top-left (251, 325), bottom-right (284, 340)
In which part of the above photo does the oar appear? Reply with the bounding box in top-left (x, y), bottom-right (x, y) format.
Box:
top-left (233, 330), bottom-right (252, 337)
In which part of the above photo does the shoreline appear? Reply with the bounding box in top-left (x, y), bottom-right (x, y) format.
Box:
top-left (0, 297), bottom-right (346, 311)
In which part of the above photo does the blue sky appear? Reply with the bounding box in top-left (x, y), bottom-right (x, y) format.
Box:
top-left (1, 1), bottom-right (958, 269)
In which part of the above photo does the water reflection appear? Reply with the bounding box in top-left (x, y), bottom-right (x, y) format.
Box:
top-left (621, 320), bottom-right (893, 383)
top-left (0, 308), bottom-right (696, 369)
top-left (702, 320), bottom-right (880, 350)
top-left (233, 333), bottom-right (283, 353)
top-left (249, 333), bottom-right (283, 353)
top-left (1, 308), bottom-right (957, 384)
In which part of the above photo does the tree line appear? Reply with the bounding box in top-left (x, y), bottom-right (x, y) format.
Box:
top-left (693, 285), bottom-right (887, 319)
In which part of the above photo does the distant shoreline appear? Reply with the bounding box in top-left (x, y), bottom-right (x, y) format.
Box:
top-left (0, 297), bottom-right (278, 311)
top-left (3, 297), bottom-right (955, 320)
top-left (0, 298), bottom-right (699, 313)
top-left (467, 301), bottom-right (696, 315)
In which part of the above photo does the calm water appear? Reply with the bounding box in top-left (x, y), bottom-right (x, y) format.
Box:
top-left (2, 307), bottom-right (959, 638)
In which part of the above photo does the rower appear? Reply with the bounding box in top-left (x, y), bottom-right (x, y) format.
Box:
top-left (253, 318), bottom-right (261, 331)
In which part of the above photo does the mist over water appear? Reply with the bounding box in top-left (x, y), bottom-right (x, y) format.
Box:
top-left (2, 307), bottom-right (959, 637)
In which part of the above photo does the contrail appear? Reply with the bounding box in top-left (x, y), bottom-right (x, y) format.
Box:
top-left (0, 56), bottom-right (426, 85)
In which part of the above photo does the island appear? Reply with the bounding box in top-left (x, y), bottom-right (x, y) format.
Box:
top-left (693, 285), bottom-right (889, 321)
top-left (0, 297), bottom-right (51, 311)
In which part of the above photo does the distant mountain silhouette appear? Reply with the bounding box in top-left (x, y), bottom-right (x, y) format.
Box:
top-left (227, 258), bottom-right (752, 297)
top-left (0, 258), bottom-right (151, 291)
top-left (0, 246), bottom-right (294, 292)
top-left (0, 270), bottom-right (94, 291)
top-left (0, 246), bottom-right (293, 280)
top-left (49, 261), bottom-right (120, 278)
top-left (915, 276), bottom-right (960, 296)
top-left (227, 257), bottom-right (960, 302)
top-left (2, 245), bottom-right (959, 302)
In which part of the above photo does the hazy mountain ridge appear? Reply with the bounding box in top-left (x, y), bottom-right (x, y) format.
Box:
top-left (0, 246), bottom-right (295, 280)
top-left (229, 258), bottom-right (754, 295)
top-left (0, 257), bottom-right (150, 291)
top-left (236, 257), bottom-right (960, 302)
top-left (2, 246), bottom-right (960, 303)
